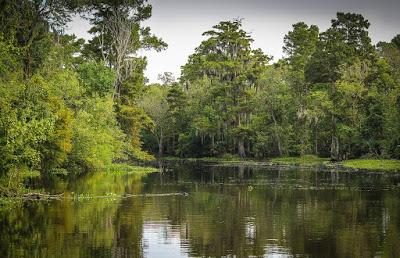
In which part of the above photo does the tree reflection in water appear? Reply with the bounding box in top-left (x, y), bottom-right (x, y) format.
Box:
top-left (1, 162), bottom-right (400, 257)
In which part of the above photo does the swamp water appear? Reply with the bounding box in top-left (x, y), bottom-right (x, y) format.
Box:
top-left (1, 161), bottom-right (400, 257)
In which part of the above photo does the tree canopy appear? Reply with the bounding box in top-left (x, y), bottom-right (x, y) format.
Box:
top-left (141, 13), bottom-right (400, 160)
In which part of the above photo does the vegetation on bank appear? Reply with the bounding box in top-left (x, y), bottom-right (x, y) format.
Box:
top-left (0, 0), bottom-right (166, 192)
top-left (342, 159), bottom-right (400, 171)
top-left (104, 164), bottom-right (159, 174)
top-left (269, 157), bottom-right (400, 171)
top-left (270, 155), bottom-right (330, 166)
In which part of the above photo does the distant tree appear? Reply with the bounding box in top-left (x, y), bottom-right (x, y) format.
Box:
top-left (252, 65), bottom-right (294, 157)
top-left (392, 34), bottom-right (400, 50)
top-left (81, 0), bottom-right (167, 100)
top-left (283, 22), bottom-right (319, 154)
top-left (139, 85), bottom-right (170, 157)
top-left (181, 19), bottom-right (269, 157)
top-left (305, 12), bottom-right (376, 160)
top-left (0, 0), bottom-right (77, 76)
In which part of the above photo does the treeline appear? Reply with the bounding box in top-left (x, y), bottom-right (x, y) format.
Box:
top-left (0, 0), bottom-right (166, 178)
top-left (0, 2), bottom-right (399, 181)
top-left (140, 13), bottom-right (400, 160)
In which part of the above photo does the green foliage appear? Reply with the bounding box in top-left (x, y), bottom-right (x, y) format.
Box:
top-left (342, 159), bottom-right (400, 171)
top-left (0, 35), bottom-right (22, 80)
top-left (0, 0), bottom-right (165, 194)
top-left (251, 65), bottom-right (295, 157)
top-left (104, 164), bottom-right (158, 174)
top-left (76, 61), bottom-right (115, 97)
top-left (81, 0), bottom-right (166, 100)
top-left (43, 68), bottom-right (84, 107)
top-left (0, 0), bottom-right (77, 76)
top-left (46, 34), bottom-right (86, 69)
top-left (116, 104), bottom-right (155, 161)
top-left (283, 22), bottom-right (319, 155)
top-left (40, 96), bottom-right (74, 171)
top-left (69, 97), bottom-right (125, 172)
top-left (284, 22), bottom-right (319, 73)
top-left (0, 76), bottom-right (57, 172)
top-left (139, 85), bottom-right (170, 155)
top-left (306, 13), bottom-right (375, 84)
top-left (391, 34), bottom-right (400, 50)
top-left (180, 19), bottom-right (270, 158)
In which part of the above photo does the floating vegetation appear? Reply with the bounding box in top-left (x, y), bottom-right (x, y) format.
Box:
top-left (72, 192), bottom-right (188, 200)
top-left (104, 164), bottom-right (159, 174)
top-left (1, 192), bottom-right (189, 203)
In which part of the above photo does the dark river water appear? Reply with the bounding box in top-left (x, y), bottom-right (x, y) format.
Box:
top-left (1, 161), bottom-right (400, 258)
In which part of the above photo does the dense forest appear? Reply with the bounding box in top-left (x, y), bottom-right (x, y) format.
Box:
top-left (0, 0), bottom-right (167, 182)
top-left (0, 0), bottom-right (399, 183)
top-left (141, 15), bottom-right (400, 161)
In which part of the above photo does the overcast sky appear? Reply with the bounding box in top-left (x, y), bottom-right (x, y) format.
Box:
top-left (66, 0), bottom-right (400, 83)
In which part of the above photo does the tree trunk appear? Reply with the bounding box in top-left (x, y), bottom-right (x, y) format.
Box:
top-left (276, 136), bottom-right (283, 157)
top-left (172, 133), bottom-right (175, 154)
top-left (158, 132), bottom-right (164, 157)
top-left (271, 112), bottom-right (283, 156)
top-left (330, 135), bottom-right (339, 161)
top-left (314, 125), bottom-right (318, 155)
top-left (238, 138), bottom-right (246, 158)
top-left (330, 115), bottom-right (339, 161)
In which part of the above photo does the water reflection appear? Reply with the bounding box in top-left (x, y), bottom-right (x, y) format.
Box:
top-left (1, 162), bottom-right (400, 257)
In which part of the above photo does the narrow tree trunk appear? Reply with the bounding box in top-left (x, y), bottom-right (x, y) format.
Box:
top-left (238, 138), bottom-right (246, 158)
top-left (271, 112), bottom-right (282, 156)
top-left (330, 136), bottom-right (339, 161)
top-left (276, 137), bottom-right (283, 157)
top-left (330, 115), bottom-right (339, 161)
top-left (237, 112), bottom-right (246, 158)
top-left (172, 132), bottom-right (175, 154)
top-left (314, 125), bottom-right (318, 155)
top-left (158, 131), bottom-right (164, 157)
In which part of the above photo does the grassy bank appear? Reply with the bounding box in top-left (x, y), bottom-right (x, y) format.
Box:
top-left (270, 155), bottom-right (330, 166)
top-left (104, 164), bottom-right (159, 174)
top-left (341, 159), bottom-right (400, 171)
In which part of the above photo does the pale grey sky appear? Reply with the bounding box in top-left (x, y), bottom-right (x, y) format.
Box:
top-left (66, 0), bottom-right (400, 83)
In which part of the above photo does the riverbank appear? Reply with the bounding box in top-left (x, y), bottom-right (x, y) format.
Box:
top-left (341, 159), bottom-right (400, 171)
top-left (161, 155), bottom-right (400, 172)
top-left (0, 163), bottom-right (158, 200)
